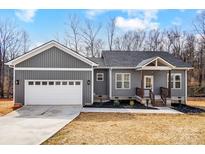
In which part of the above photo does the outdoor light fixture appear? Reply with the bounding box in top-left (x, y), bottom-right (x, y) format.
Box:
top-left (15, 80), bottom-right (19, 85)
top-left (87, 80), bottom-right (91, 85)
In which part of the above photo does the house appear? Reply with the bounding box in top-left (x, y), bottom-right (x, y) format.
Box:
top-left (5, 40), bottom-right (193, 106)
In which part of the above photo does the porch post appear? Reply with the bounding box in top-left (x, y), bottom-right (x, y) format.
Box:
top-left (141, 70), bottom-right (144, 97)
top-left (168, 70), bottom-right (171, 98)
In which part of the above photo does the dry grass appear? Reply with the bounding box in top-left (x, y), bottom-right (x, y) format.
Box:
top-left (43, 112), bottom-right (205, 145)
top-left (0, 99), bottom-right (15, 116)
top-left (187, 100), bottom-right (205, 108)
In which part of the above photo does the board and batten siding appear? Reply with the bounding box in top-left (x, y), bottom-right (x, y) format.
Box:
top-left (16, 47), bottom-right (91, 68)
top-left (94, 69), bottom-right (109, 96)
top-left (111, 69), bottom-right (185, 98)
top-left (15, 70), bottom-right (92, 105)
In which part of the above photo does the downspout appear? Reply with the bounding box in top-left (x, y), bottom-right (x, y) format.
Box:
top-left (109, 68), bottom-right (112, 99)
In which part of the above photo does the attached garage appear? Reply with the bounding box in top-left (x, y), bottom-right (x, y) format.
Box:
top-left (5, 41), bottom-right (98, 106)
top-left (25, 80), bottom-right (82, 105)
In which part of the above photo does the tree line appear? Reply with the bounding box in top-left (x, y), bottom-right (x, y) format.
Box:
top-left (0, 11), bottom-right (205, 98)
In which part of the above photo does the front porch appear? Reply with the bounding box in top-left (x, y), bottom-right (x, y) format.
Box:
top-left (93, 57), bottom-right (186, 107)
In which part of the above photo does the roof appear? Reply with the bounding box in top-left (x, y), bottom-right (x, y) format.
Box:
top-left (5, 40), bottom-right (98, 66)
top-left (97, 50), bottom-right (192, 68)
top-left (88, 57), bottom-right (106, 67)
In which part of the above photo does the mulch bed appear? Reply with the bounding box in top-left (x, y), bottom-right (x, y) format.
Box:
top-left (171, 103), bottom-right (205, 113)
top-left (84, 100), bottom-right (158, 110)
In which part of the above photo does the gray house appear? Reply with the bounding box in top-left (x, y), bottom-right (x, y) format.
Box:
top-left (5, 40), bottom-right (192, 106)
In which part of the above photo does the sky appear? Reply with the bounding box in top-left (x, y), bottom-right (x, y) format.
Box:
top-left (0, 9), bottom-right (203, 48)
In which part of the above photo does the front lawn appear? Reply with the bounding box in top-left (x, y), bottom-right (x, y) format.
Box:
top-left (43, 112), bottom-right (205, 145)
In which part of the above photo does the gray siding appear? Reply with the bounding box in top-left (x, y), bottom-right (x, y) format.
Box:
top-left (111, 69), bottom-right (141, 97)
top-left (94, 69), bottom-right (109, 96)
top-left (16, 47), bottom-right (91, 68)
top-left (15, 70), bottom-right (92, 105)
top-left (170, 70), bottom-right (185, 97)
top-left (111, 69), bottom-right (185, 97)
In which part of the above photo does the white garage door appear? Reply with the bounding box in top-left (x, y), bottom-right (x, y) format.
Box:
top-left (25, 80), bottom-right (82, 105)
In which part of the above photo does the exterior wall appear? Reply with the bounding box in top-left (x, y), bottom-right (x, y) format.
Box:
top-left (111, 69), bottom-right (186, 98)
top-left (143, 70), bottom-right (168, 95)
top-left (94, 69), bottom-right (109, 96)
top-left (15, 70), bottom-right (92, 105)
top-left (16, 47), bottom-right (91, 68)
top-left (169, 70), bottom-right (185, 98)
top-left (111, 69), bottom-right (141, 97)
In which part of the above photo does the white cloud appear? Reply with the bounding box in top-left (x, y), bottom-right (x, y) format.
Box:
top-left (85, 9), bottom-right (109, 19)
top-left (172, 17), bottom-right (182, 26)
top-left (15, 9), bottom-right (37, 22)
top-left (116, 10), bottom-right (159, 31)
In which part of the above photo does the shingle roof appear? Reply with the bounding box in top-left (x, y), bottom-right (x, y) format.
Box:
top-left (97, 51), bottom-right (192, 68)
top-left (88, 57), bottom-right (106, 67)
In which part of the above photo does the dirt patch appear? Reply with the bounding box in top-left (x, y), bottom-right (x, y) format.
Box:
top-left (0, 99), bottom-right (22, 116)
top-left (43, 112), bottom-right (205, 145)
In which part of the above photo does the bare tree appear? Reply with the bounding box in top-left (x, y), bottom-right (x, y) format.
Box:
top-left (81, 20), bottom-right (102, 57)
top-left (65, 15), bottom-right (82, 53)
top-left (145, 29), bottom-right (164, 51)
top-left (0, 19), bottom-right (23, 97)
top-left (166, 27), bottom-right (186, 58)
top-left (106, 17), bottom-right (116, 51)
top-left (21, 30), bottom-right (31, 54)
top-left (114, 30), bottom-right (146, 51)
top-left (193, 11), bottom-right (205, 86)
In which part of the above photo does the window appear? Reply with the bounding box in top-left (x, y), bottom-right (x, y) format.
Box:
top-left (55, 81), bottom-right (61, 85)
top-left (69, 81), bottom-right (74, 85)
top-left (49, 81), bottom-right (54, 85)
top-left (167, 73), bottom-right (181, 89)
top-left (96, 73), bottom-right (104, 81)
top-left (42, 81), bottom-right (47, 85)
top-left (115, 73), bottom-right (130, 89)
top-left (62, 81), bottom-right (67, 85)
top-left (28, 81), bottom-right (34, 85)
top-left (75, 81), bottom-right (81, 85)
top-left (35, 81), bottom-right (41, 85)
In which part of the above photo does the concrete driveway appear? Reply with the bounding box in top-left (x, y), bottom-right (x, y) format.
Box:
top-left (0, 105), bottom-right (81, 145)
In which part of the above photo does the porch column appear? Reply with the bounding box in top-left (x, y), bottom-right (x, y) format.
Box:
top-left (141, 70), bottom-right (144, 97)
top-left (168, 70), bottom-right (171, 98)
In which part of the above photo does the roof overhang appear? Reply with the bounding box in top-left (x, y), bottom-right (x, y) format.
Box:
top-left (5, 40), bottom-right (98, 67)
top-left (136, 56), bottom-right (176, 70)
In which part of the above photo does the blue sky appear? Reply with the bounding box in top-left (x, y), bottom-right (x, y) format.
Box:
top-left (0, 9), bottom-right (203, 48)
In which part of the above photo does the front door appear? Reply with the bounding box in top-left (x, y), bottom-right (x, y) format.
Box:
top-left (144, 76), bottom-right (154, 97)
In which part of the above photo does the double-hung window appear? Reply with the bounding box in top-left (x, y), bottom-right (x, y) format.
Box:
top-left (168, 73), bottom-right (181, 89)
top-left (115, 73), bottom-right (130, 89)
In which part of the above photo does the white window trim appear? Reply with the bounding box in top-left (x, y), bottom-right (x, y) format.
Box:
top-left (115, 73), bottom-right (131, 89)
top-left (96, 73), bottom-right (104, 81)
top-left (167, 73), bottom-right (182, 89)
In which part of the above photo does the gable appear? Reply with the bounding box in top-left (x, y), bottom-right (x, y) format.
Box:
top-left (16, 47), bottom-right (91, 68)
top-left (5, 40), bottom-right (98, 67)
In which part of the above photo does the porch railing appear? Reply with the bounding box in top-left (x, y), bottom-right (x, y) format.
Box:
top-left (160, 87), bottom-right (169, 105)
top-left (136, 87), bottom-right (155, 104)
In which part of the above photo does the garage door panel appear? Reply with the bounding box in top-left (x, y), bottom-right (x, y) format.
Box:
top-left (25, 80), bottom-right (82, 105)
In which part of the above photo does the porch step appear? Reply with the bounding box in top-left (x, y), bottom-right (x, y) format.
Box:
top-left (152, 99), bottom-right (166, 107)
